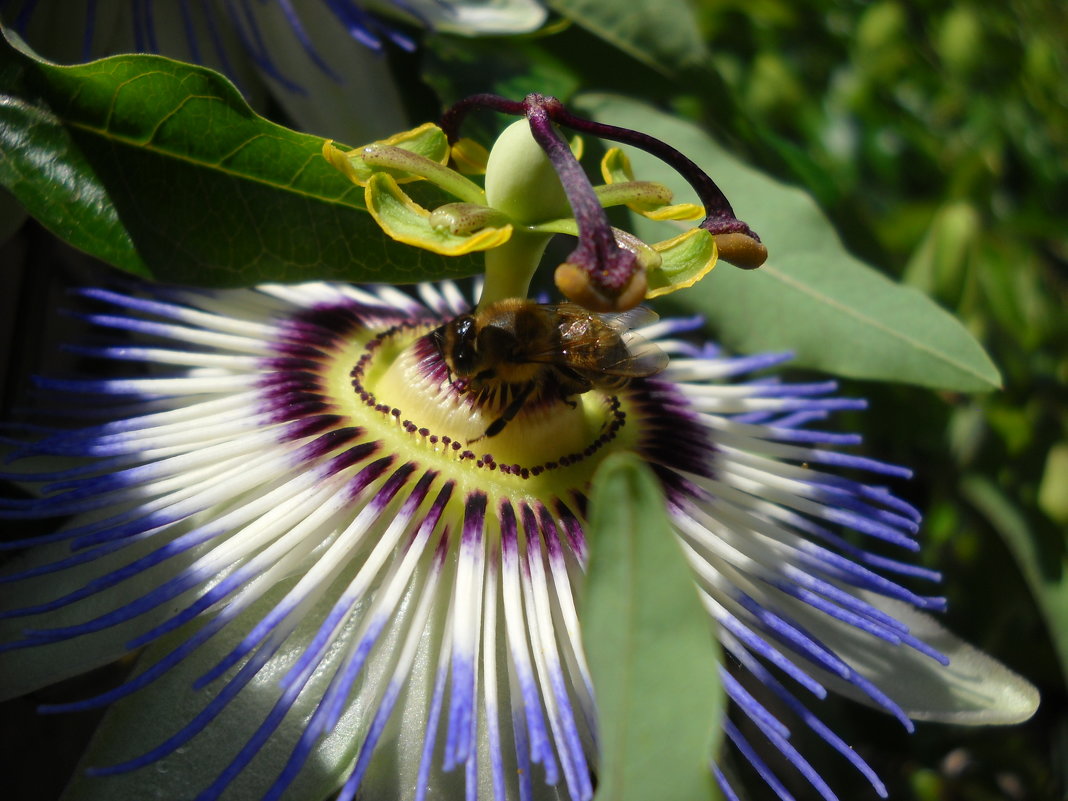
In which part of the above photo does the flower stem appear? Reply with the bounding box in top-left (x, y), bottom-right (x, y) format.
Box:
top-left (479, 232), bottom-right (553, 307)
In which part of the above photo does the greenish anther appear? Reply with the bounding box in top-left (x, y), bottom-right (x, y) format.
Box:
top-left (429, 203), bottom-right (512, 236)
top-left (594, 181), bottom-right (675, 210)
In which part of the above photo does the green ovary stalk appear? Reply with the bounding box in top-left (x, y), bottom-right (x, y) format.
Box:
top-left (478, 120), bottom-right (570, 307)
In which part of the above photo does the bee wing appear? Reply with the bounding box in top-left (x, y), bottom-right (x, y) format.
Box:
top-left (542, 303), bottom-right (667, 377)
top-left (554, 303), bottom-right (660, 333)
top-left (551, 305), bottom-right (657, 333)
top-left (525, 336), bottom-right (666, 376)
top-left (606, 305), bottom-right (660, 332)
top-left (584, 304), bottom-right (667, 376)
top-left (608, 330), bottom-right (669, 376)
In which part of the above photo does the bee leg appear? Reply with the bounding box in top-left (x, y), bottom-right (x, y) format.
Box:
top-left (473, 381), bottom-right (536, 442)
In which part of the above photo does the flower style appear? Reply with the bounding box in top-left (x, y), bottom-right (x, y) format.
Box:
top-left (0, 95), bottom-right (1039, 801)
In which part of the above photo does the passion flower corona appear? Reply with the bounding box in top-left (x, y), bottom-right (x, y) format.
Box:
top-left (0, 95), bottom-right (1039, 801)
top-left (0, 280), bottom-right (1038, 801)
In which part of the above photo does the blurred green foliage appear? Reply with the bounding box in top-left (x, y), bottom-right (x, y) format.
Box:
top-left (690, 1), bottom-right (1068, 798)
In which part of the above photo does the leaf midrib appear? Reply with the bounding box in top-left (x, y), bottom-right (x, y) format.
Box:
top-left (762, 261), bottom-right (997, 387)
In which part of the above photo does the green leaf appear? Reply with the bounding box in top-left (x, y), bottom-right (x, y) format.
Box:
top-left (548, 0), bottom-right (708, 74)
top-left (584, 452), bottom-right (723, 801)
top-left (903, 200), bottom-right (979, 299)
top-left (574, 93), bottom-right (1002, 392)
top-left (0, 28), bottom-right (480, 285)
top-left (961, 474), bottom-right (1068, 686)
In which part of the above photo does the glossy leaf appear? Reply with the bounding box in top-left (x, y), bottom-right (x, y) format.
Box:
top-left (584, 453), bottom-right (723, 801)
top-left (0, 28), bottom-right (480, 285)
top-left (575, 93), bottom-right (1002, 392)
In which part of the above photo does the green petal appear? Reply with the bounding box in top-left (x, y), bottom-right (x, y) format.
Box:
top-left (59, 581), bottom-right (385, 801)
top-left (368, 0), bottom-right (548, 34)
top-left (0, 513), bottom-right (205, 702)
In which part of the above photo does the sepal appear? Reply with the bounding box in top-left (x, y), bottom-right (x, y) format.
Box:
top-left (779, 589), bottom-right (1040, 725)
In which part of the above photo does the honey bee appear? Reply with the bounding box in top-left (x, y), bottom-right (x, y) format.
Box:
top-left (430, 298), bottom-right (668, 440)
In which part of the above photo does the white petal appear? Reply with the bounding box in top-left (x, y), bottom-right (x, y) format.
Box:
top-left (0, 511), bottom-right (205, 701)
top-left (774, 588), bottom-right (1039, 725)
top-left (249, 0), bottom-right (409, 142)
top-left (57, 581), bottom-right (375, 801)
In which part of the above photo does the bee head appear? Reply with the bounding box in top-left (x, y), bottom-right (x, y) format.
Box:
top-left (440, 314), bottom-right (479, 377)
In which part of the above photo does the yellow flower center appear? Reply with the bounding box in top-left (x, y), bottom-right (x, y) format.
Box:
top-left (323, 321), bottom-right (642, 499)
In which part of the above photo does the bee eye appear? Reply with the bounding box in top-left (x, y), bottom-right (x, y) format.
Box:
top-left (451, 317), bottom-right (478, 374)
